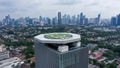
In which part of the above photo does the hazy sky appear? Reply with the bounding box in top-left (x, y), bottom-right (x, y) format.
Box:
top-left (0, 0), bottom-right (120, 19)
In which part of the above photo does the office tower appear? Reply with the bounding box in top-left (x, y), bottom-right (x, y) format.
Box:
top-left (77, 15), bottom-right (80, 25)
top-left (2, 14), bottom-right (11, 26)
top-left (5, 14), bottom-right (11, 25)
top-left (0, 21), bottom-right (2, 26)
top-left (97, 14), bottom-right (101, 25)
top-left (55, 17), bottom-right (58, 25)
top-left (71, 15), bottom-right (76, 25)
top-left (111, 17), bottom-right (117, 26)
top-left (52, 18), bottom-right (55, 25)
top-left (58, 12), bottom-right (62, 25)
top-left (83, 15), bottom-right (86, 25)
top-left (84, 18), bottom-right (89, 25)
top-left (62, 15), bottom-right (65, 25)
top-left (34, 33), bottom-right (88, 68)
top-left (62, 14), bottom-right (67, 25)
top-left (25, 17), bottom-right (31, 25)
top-left (46, 18), bottom-right (51, 25)
top-left (67, 15), bottom-right (71, 25)
top-left (117, 14), bottom-right (120, 26)
top-left (80, 12), bottom-right (84, 25)
top-left (39, 16), bottom-right (42, 22)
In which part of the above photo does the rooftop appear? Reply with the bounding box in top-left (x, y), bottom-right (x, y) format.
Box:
top-left (34, 33), bottom-right (81, 44)
top-left (44, 33), bottom-right (72, 39)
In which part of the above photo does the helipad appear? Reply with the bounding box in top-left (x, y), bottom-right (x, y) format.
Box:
top-left (34, 33), bottom-right (81, 44)
top-left (44, 33), bottom-right (72, 39)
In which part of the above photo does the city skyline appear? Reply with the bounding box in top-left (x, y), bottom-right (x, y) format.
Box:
top-left (1, 12), bottom-right (120, 27)
top-left (0, 0), bottom-right (120, 19)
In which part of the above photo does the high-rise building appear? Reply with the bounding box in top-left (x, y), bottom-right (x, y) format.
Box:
top-left (97, 14), bottom-right (101, 25)
top-left (77, 15), bottom-right (80, 25)
top-left (34, 33), bottom-right (88, 68)
top-left (84, 18), bottom-right (89, 25)
top-left (62, 14), bottom-right (67, 25)
top-left (80, 12), bottom-right (84, 25)
top-left (67, 15), bottom-right (71, 25)
top-left (0, 21), bottom-right (2, 26)
top-left (51, 17), bottom-right (58, 25)
top-left (46, 18), bottom-right (51, 25)
top-left (111, 17), bottom-right (117, 26)
top-left (52, 18), bottom-right (56, 25)
top-left (58, 12), bottom-right (62, 25)
top-left (39, 16), bottom-right (42, 22)
top-left (117, 14), bottom-right (120, 26)
top-left (83, 15), bottom-right (86, 25)
top-left (2, 14), bottom-right (12, 26)
top-left (71, 15), bottom-right (76, 25)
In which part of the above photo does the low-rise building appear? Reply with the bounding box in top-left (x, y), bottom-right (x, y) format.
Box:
top-left (0, 44), bottom-right (10, 60)
top-left (89, 51), bottom-right (107, 62)
top-left (0, 51), bottom-right (10, 60)
top-left (0, 57), bottom-right (21, 68)
top-left (117, 64), bottom-right (120, 68)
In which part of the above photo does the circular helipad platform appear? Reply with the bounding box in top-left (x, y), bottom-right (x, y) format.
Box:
top-left (34, 33), bottom-right (81, 44)
top-left (44, 33), bottom-right (72, 39)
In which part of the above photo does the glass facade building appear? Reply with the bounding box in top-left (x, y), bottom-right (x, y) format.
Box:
top-left (34, 33), bottom-right (88, 68)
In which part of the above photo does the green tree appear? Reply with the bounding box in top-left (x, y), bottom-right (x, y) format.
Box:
top-left (22, 46), bottom-right (34, 59)
top-left (103, 51), bottom-right (116, 59)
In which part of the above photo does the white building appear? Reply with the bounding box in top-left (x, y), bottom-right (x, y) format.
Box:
top-left (0, 44), bottom-right (10, 61)
top-left (0, 57), bottom-right (21, 68)
top-left (0, 44), bottom-right (6, 52)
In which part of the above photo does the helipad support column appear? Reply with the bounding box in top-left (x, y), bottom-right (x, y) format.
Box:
top-left (34, 33), bottom-right (88, 68)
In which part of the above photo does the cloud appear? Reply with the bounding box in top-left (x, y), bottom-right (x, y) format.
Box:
top-left (0, 1), bottom-right (14, 7)
top-left (0, 0), bottom-right (42, 18)
top-left (0, 0), bottom-right (120, 19)
top-left (54, 0), bottom-right (81, 5)
top-left (85, 2), bottom-right (98, 7)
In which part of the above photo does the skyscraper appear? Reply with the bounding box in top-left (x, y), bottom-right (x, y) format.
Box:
top-left (52, 18), bottom-right (56, 25)
top-left (84, 18), bottom-right (89, 25)
top-left (111, 17), bottom-right (117, 26)
top-left (46, 17), bottom-right (51, 25)
top-left (3, 14), bottom-right (11, 26)
top-left (80, 13), bottom-right (83, 25)
top-left (58, 12), bottom-right (62, 25)
top-left (83, 15), bottom-right (86, 25)
top-left (34, 33), bottom-right (88, 68)
top-left (117, 14), bottom-right (120, 26)
top-left (97, 14), bottom-right (101, 25)
top-left (71, 15), bottom-right (76, 25)
top-left (39, 16), bottom-right (42, 22)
